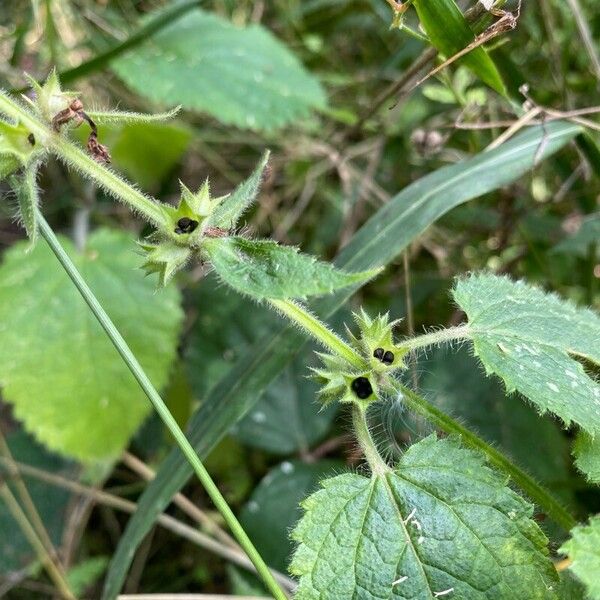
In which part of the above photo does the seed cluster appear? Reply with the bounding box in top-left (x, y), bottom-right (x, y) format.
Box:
top-left (373, 347), bottom-right (394, 365)
top-left (351, 377), bottom-right (373, 399)
top-left (174, 217), bottom-right (199, 235)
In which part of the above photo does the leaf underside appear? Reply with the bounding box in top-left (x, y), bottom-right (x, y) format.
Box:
top-left (111, 9), bottom-right (326, 130)
top-left (454, 273), bottom-right (600, 435)
top-left (0, 229), bottom-right (183, 460)
top-left (291, 435), bottom-right (558, 599)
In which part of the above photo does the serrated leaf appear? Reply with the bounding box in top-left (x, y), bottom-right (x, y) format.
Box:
top-left (206, 151), bottom-right (269, 230)
top-left (0, 228), bottom-right (183, 460)
top-left (573, 433), bottom-right (600, 484)
top-left (291, 435), bottom-right (558, 599)
top-left (412, 0), bottom-right (506, 94)
top-left (453, 273), bottom-right (600, 435)
top-left (111, 9), bottom-right (326, 131)
top-left (560, 516), bottom-right (600, 600)
top-left (0, 430), bottom-right (73, 573)
top-left (240, 459), bottom-right (342, 572)
top-left (203, 236), bottom-right (379, 300)
top-left (103, 123), bottom-right (580, 599)
top-left (421, 347), bottom-right (574, 498)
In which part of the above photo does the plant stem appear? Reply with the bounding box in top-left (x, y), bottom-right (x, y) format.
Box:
top-left (0, 92), bottom-right (167, 228)
top-left (269, 298), bottom-right (365, 370)
top-left (36, 213), bottom-right (287, 600)
top-left (0, 484), bottom-right (76, 599)
top-left (352, 405), bottom-right (390, 476)
top-left (390, 380), bottom-right (577, 532)
top-left (399, 324), bottom-right (472, 352)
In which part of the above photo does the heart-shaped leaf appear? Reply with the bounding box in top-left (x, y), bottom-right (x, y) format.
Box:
top-left (291, 435), bottom-right (558, 599)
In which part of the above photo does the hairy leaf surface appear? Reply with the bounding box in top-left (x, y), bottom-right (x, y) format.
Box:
top-left (454, 273), bottom-right (600, 434)
top-left (560, 516), bottom-right (600, 600)
top-left (204, 237), bottom-right (378, 300)
top-left (0, 229), bottom-right (182, 460)
top-left (206, 151), bottom-right (269, 230)
top-left (573, 433), bottom-right (600, 484)
top-left (291, 435), bottom-right (557, 599)
top-left (421, 347), bottom-right (573, 498)
top-left (112, 9), bottom-right (326, 130)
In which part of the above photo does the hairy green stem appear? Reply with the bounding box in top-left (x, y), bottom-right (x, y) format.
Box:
top-left (268, 297), bottom-right (574, 532)
top-left (0, 92), bottom-right (167, 228)
top-left (36, 213), bottom-right (287, 600)
top-left (352, 405), bottom-right (390, 476)
top-left (399, 324), bottom-right (472, 352)
top-left (269, 298), bottom-right (366, 370)
top-left (390, 380), bottom-right (577, 532)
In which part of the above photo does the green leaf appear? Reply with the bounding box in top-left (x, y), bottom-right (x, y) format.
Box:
top-left (421, 347), bottom-right (573, 497)
top-left (573, 433), bottom-right (600, 484)
top-left (103, 123), bottom-right (580, 599)
top-left (453, 273), bottom-right (600, 435)
top-left (412, 0), bottom-right (506, 94)
top-left (240, 459), bottom-right (342, 572)
top-left (291, 435), bottom-right (558, 599)
top-left (203, 236), bottom-right (379, 300)
top-left (111, 9), bottom-right (326, 131)
top-left (560, 516), bottom-right (600, 600)
top-left (183, 276), bottom-right (336, 454)
top-left (234, 364), bottom-right (337, 455)
top-left (0, 430), bottom-right (73, 573)
top-left (0, 228), bottom-right (183, 460)
top-left (206, 151), bottom-right (269, 230)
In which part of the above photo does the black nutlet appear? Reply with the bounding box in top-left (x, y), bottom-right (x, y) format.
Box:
top-left (175, 217), bottom-right (199, 235)
top-left (27, 133), bottom-right (35, 146)
top-left (382, 350), bottom-right (394, 365)
top-left (374, 347), bottom-right (394, 365)
top-left (351, 377), bottom-right (373, 400)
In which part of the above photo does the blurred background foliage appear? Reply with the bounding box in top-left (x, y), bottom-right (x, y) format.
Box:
top-left (0, 0), bottom-right (598, 597)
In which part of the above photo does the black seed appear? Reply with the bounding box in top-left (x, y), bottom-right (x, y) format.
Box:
top-left (382, 350), bottom-right (394, 365)
top-left (175, 217), bottom-right (199, 234)
top-left (351, 377), bottom-right (373, 399)
top-left (27, 133), bottom-right (35, 146)
top-left (373, 347), bottom-right (384, 360)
